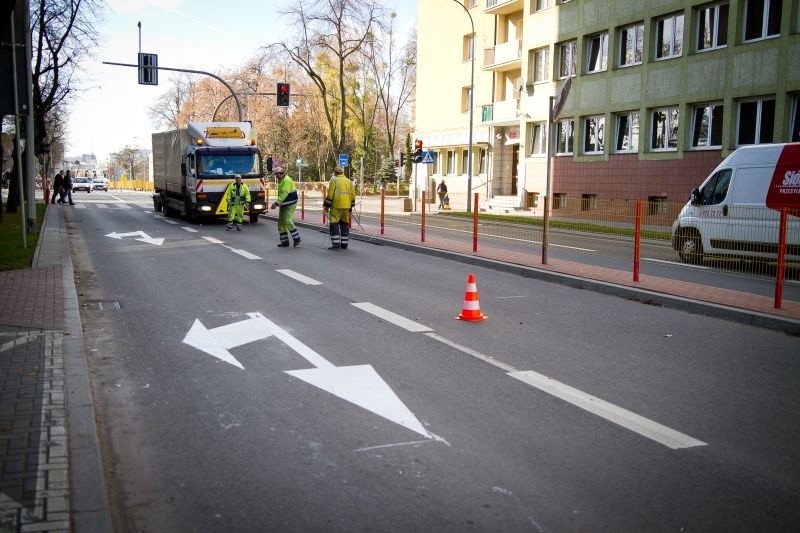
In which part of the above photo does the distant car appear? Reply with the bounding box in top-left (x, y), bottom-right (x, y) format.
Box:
top-left (72, 176), bottom-right (92, 193)
top-left (92, 177), bottom-right (108, 191)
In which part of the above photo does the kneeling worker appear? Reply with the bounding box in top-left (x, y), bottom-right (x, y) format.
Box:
top-left (226, 174), bottom-right (251, 231)
top-left (271, 166), bottom-right (301, 247)
top-left (323, 166), bottom-right (356, 250)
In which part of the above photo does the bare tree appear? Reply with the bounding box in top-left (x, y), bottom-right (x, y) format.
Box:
top-left (268, 0), bottom-right (385, 157)
top-left (4, 0), bottom-right (101, 213)
top-left (361, 14), bottom-right (416, 159)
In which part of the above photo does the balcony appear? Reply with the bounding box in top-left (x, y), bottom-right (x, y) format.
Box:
top-left (483, 39), bottom-right (522, 72)
top-left (481, 98), bottom-right (520, 125)
top-left (485, 0), bottom-right (523, 16)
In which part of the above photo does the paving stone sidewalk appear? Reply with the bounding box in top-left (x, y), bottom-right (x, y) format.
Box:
top-left (0, 205), bottom-right (110, 533)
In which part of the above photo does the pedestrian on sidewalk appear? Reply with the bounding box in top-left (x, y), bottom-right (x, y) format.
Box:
top-left (437, 180), bottom-right (448, 209)
top-left (271, 166), bottom-right (301, 247)
top-left (323, 166), bottom-right (356, 250)
top-left (225, 174), bottom-right (250, 231)
top-left (51, 170), bottom-right (64, 204)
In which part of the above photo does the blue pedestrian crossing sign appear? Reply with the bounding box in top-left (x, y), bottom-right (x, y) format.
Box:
top-left (421, 150), bottom-right (435, 164)
top-left (338, 154), bottom-right (349, 167)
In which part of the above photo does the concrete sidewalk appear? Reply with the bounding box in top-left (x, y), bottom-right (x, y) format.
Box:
top-left (0, 205), bottom-right (111, 532)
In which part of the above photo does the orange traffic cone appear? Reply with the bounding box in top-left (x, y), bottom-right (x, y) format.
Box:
top-left (456, 273), bottom-right (487, 321)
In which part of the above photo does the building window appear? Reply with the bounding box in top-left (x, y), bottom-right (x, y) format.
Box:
top-left (558, 40), bottom-right (577, 78)
top-left (697, 2), bottom-right (729, 51)
top-left (528, 122), bottom-right (547, 155)
top-left (791, 94), bottom-right (800, 142)
top-left (478, 147), bottom-right (487, 174)
top-left (743, 0), bottom-right (782, 41)
top-left (583, 115), bottom-right (605, 154)
top-left (461, 149), bottom-right (469, 174)
top-left (619, 23), bottom-right (644, 67)
top-left (556, 119), bottom-right (574, 155)
top-left (585, 33), bottom-right (608, 73)
top-left (463, 33), bottom-right (474, 61)
top-left (530, 47), bottom-right (549, 83)
top-left (446, 150), bottom-right (456, 175)
top-left (535, 0), bottom-right (550, 11)
top-left (691, 103), bottom-right (723, 148)
top-left (651, 107), bottom-right (679, 151)
top-left (461, 87), bottom-right (472, 113)
top-left (467, 0), bottom-right (477, 7)
top-left (737, 98), bottom-right (775, 145)
top-left (615, 111), bottom-right (640, 153)
top-left (655, 12), bottom-right (684, 59)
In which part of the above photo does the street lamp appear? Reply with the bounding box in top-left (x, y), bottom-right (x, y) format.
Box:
top-left (451, 0), bottom-right (475, 212)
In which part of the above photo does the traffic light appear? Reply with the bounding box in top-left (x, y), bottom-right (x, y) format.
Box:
top-left (277, 83), bottom-right (290, 107)
top-left (413, 139), bottom-right (423, 163)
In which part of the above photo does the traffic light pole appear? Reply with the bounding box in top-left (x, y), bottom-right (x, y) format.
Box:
top-left (102, 61), bottom-right (243, 121)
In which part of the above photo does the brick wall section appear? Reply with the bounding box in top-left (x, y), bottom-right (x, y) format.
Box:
top-left (552, 151), bottom-right (724, 202)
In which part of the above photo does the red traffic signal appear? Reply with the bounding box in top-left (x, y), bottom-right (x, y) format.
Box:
top-left (413, 139), bottom-right (423, 162)
top-left (277, 83), bottom-right (290, 107)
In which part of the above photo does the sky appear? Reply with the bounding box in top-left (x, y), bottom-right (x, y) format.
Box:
top-left (66, 0), bottom-right (416, 163)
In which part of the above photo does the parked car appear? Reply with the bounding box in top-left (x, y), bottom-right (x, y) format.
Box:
top-left (92, 177), bottom-right (108, 191)
top-left (72, 176), bottom-right (92, 193)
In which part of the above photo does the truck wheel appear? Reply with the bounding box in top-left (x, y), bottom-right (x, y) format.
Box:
top-left (249, 213), bottom-right (259, 224)
top-left (679, 233), bottom-right (704, 264)
top-left (162, 194), bottom-right (175, 217)
top-left (153, 196), bottom-right (162, 212)
top-left (185, 197), bottom-right (196, 222)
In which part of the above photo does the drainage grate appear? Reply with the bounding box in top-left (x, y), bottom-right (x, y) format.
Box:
top-left (82, 300), bottom-right (121, 311)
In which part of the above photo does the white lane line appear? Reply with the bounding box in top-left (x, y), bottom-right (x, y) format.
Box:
top-left (230, 248), bottom-right (261, 260)
top-left (352, 302), bottom-right (433, 332)
top-left (116, 204), bottom-right (132, 209)
top-left (508, 370), bottom-right (707, 449)
top-left (161, 219), bottom-right (179, 225)
top-left (96, 204), bottom-right (110, 209)
top-left (73, 204), bottom-right (86, 209)
top-left (425, 332), bottom-right (518, 373)
top-left (203, 236), bottom-right (224, 244)
top-left (181, 226), bottom-right (199, 233)
top-left (277, 269), bottom-right (323, 285)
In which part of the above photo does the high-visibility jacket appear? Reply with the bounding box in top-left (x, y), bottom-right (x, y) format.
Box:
top-left (277, 175), bottom-right (298, 206)
top-left (324, 174), bottom-right (355, 210)
top-left (227, 182), bottom-right (251, 206)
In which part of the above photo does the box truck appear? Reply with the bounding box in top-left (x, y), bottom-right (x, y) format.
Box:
top-left (671, 143), bottom-right (800, 264)
top-left (152, 121), bottom-right (267, 223)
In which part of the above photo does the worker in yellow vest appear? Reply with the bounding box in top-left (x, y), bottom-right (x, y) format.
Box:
top-left (226, 174), bottom-right (251, 231)
top-left (322, 166), bottom-right (356, 250)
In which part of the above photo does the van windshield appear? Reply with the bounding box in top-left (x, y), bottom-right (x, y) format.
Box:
top-left (199, 154), bottom-right (260, 177)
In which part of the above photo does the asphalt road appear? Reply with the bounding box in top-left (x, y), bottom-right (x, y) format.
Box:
top-left (65, 191), bottom-right (800, 532)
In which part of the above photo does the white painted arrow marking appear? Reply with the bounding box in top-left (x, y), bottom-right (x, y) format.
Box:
top-left (105, 230), bottom-right (164, 245)
top-left (181, 312), bottom-right (430, 438)
top-left (287, 365), bottom-right (430, 438)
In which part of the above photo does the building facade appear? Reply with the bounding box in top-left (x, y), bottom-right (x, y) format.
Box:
top-left (416, 0), bottom-right (800, 211)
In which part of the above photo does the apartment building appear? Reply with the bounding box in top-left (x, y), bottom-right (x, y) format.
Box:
top-left (416, 0), bottom-right (800, 211)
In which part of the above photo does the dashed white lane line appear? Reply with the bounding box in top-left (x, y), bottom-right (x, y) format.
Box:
top-left (277, 269), bottom-right (323, 285)
top-left (181, 226), bottom-right (199, 233)
top-left (203, 236), bottom-right (224, 244)
top-left (162, 219), bottom-right (179, 225)
top-left (351, 302), bottom-right (433, 332)
top-left (352, 304), bottom-right (705, 450)
top-left (230, 248), bottom-right (261, 260)
top-left (508, 370), bottom-right (707, 449)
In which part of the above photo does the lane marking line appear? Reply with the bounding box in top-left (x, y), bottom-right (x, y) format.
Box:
top-left (203, 236), bottom-right (224, 244)
top-left (352, 302), bottom-right (433, 332)
top-left (229, 248), bottom-right (261, 260)
top-left (181, 227), bottom-right (199, 233)
top-left (277, 269), bottom-right (323, 285)
top-left (425, 332), bottom-right (518, 373)
top-left (508, 370), bottom-right (707, 449)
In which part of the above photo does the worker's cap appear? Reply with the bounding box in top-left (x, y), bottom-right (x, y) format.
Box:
top-left (234, 173), bottom-right (242, 179)
top-left (334, 166), bottom-right (344, 174)
top-left (273, 166), bottom-right (284, 174)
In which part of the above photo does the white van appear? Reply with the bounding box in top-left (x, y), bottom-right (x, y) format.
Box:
top-left (671, 143), bottom-right (800, 264)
